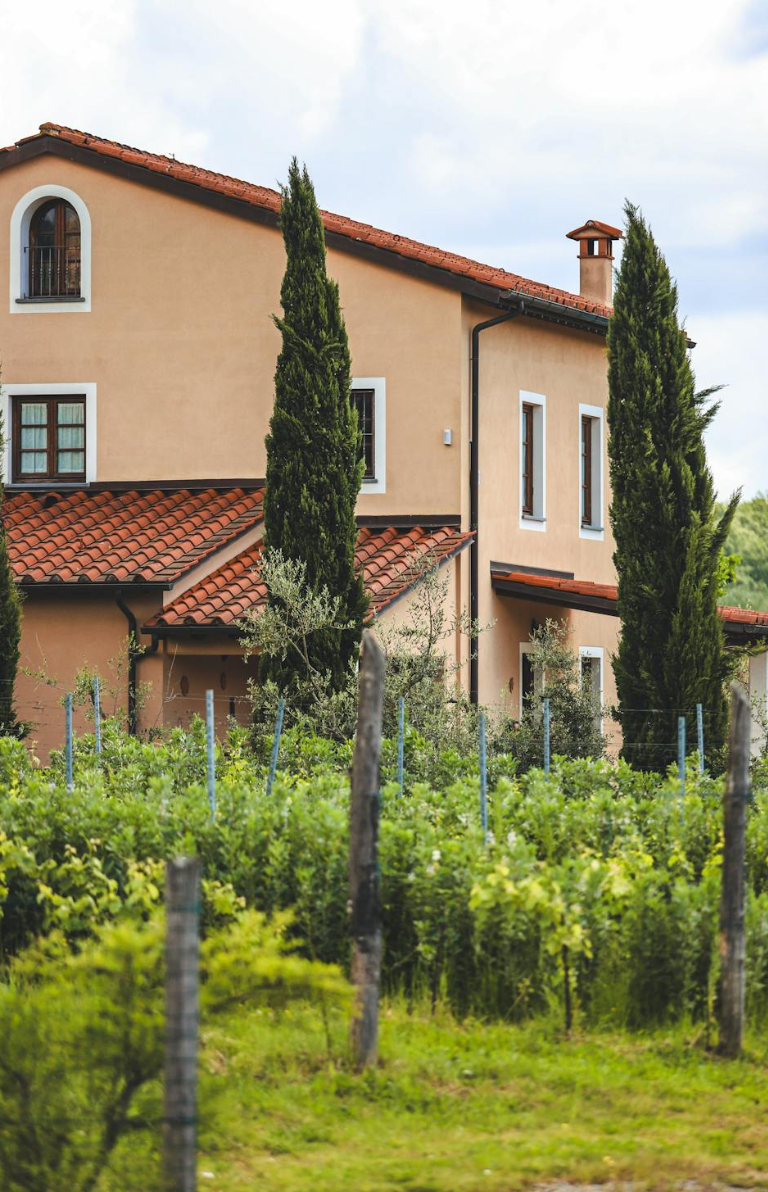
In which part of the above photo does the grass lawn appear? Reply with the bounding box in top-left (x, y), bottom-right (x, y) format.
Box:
top-left (193, 1002), bottom-right (768, 1192)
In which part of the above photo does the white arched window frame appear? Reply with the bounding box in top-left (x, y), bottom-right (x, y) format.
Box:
top-left (9, 184), bottom-right (92, 314)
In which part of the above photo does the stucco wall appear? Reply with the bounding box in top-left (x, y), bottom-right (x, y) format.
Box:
top-left (15, 590), bottom-right (258, 759)
top-left (16, 589), bottom-right (163, 759)
top-left (460, 300), bottom-right (619, 707)
top-left (0, 155), bottom-right (463, 518)
top-left (160, 642), bottom-right (257, 733)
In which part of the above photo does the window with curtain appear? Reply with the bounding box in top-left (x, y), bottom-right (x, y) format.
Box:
top-left (12, 397), bottom-right (86, 481)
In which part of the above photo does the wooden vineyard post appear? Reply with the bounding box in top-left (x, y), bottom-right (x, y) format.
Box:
top-left (718, 684), bottom-right (750, 1058)
top-left (163, 857), bottom-right (201, 1192)
top-left (349, 630), bottom-right (385, 1069)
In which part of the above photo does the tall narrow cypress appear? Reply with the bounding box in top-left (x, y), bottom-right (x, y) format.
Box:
top-left (0, 404), bottom-right (21, 734)
top-left (261, 159), bottom-right (367, 692)
top-left (607, 203), bottom-right (738, 770)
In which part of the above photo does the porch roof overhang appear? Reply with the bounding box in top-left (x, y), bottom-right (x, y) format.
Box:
top-left (490, 563), bottom-right (768, 643)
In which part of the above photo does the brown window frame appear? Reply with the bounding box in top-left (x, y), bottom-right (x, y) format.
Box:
top-left (12, 395), bottom-right (87, 483)
top-left (521, 402), bottom-right (534, 516)
top-left (581, 414), bottom-right (593, 526)
top-left (351, 387), bottom-right (376, 481)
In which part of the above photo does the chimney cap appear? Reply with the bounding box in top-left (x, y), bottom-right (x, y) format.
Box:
top-left (566, 219), bottom-right (622, 242)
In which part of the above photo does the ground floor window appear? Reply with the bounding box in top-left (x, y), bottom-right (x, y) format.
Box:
top-left (579, 645), bottom-right (603, 731)
top-left (519, 641), bottom-right (544, 715)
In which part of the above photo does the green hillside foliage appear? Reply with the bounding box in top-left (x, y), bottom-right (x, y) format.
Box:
top-left (720, 492), bottom-right (768, 611)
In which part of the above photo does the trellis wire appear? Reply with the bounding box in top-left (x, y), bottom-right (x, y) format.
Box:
top-left (266, 698), bottom-right (285, 797)
top-left (65, 693), bottom-right (73, 794)
top-left (478, 709), bottom-right (488, 840)
top-left (397, 696), bottom-right (405, 798)
top-left (205, 689), bottom-right (216, 819)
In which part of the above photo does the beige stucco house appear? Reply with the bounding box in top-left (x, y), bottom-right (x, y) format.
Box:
top-left (1, 123), bottom-right (766, 757)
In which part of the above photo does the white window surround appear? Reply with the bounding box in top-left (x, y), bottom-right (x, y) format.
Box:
top-left (519, 389), bottom-right (546, 532)
top-left (579, 402), bottom-right (604, 541)
top-left (579, 644), bottom-right (604, 732)
top-left (353, 376), bottom-right (386, 494)
top-left (749, 652), bottom-right (768, 758)
top-left (9, 184), bottom-right (92, 314)
top-left (1, 382), bottom-right (97, 484)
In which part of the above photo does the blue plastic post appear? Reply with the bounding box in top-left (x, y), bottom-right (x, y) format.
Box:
top-left (206, 688), bottom-right (216, 819)
top-left (65, 693), bottom-right (73, 793)
top-left (678, 716), bottom-right (686, 798)
top-left (479, 709), bottom-right (488, 840)
top-left (397, 696), bottom-right (405, 798)
top-left (266, 698), bottom-right (285, 797)
top-left (696, 702), bottom-right (704, 774)
top-left (93, 677), bottom-right (101, 758)
top-left (543, 697), bottom-right (551, 774)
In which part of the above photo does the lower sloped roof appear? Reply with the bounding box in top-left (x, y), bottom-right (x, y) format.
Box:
top-left (3, 487), bottom-right (264, 585)
top-left (145, 524), bottom-right (473, 632)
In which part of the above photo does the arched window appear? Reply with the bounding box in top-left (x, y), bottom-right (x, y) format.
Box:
top-left (27, 199), bottom-right (81, 298)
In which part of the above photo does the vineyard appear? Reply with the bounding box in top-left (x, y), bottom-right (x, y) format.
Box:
top-left (1, 720), bottom-right (768, 1189)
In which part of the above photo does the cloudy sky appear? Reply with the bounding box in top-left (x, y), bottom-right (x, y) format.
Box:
top-left (3, 0), bottom-right (766, 497)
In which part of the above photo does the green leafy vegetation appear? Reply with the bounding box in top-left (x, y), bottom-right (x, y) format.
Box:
top-left (2, 725), bottom-right (768, 1031)
top-left (2, 725), bottom-right (768, 1187)
top-left (607, 202), bottom-right (738, 771)
top-left (0, 900), bottom-right (346, 1192)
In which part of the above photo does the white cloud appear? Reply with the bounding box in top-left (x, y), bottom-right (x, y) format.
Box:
top-left (0, 0), bottom-right (764, 494)
top-left (695, 312), bottom-right (768, 499)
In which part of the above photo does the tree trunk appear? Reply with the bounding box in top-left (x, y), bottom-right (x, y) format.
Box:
top-left (349, 630), bottom-right (385, 1069)
top-left (718, 684), bottom-right (749, 1058)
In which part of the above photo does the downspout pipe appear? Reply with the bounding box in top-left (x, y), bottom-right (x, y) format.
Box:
top-left (115, 592), bottom-right (159, 735)
top-left (469, 302), bottom-right (524, 705)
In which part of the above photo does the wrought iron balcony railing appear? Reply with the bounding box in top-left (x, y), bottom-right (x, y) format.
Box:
top-left (23, 245), bottom-right (81, 299)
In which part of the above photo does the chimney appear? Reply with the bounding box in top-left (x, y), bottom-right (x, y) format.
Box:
top-left (566, 219), bottom-right (622, 306)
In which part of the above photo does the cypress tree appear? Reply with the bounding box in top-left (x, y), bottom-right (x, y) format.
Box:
top-left (261, 159), bottom-right (367, 694)
top-left (0, 404), bottom-right (21, 735)
top-left (607, 202), bottom-right (738, 771)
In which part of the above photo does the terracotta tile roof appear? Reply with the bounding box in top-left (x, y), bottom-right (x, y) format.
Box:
top-left (718, 603), bottom-right (768, 628)
top-left (146, 524), bottom-right (473, 629)
top-left (5, 123), bottom-right (613, 320)
top-left (3, 487), bottom-right (264, 585)
top-left (491, 567), bottom-right (768, 630)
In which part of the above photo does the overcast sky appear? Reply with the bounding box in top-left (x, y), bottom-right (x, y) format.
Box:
top-left (3, 0), bottom-right (766, 498)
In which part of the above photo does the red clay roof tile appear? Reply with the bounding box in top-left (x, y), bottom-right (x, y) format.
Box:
top-left (2, 123), bottom-right (613, 320)
top-left (146, 524), bottom-right (473, 630)
top-left (4, 487), bottom-right (264, 585)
